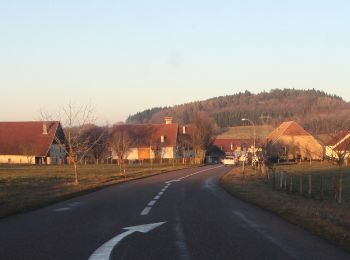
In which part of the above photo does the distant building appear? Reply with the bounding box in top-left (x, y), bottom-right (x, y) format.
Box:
top-left (111, 117), bottom-right (192, 161)
top-left (266, 121), bottom-right (324, 161)
top-left (214, 125), bottom-right (271, 155)
top-left (213, 138), bottom-right (256, 155)
top-left (0, 121), bottom-right (66, 164)
top-left (324, 131), bottom-right (350, 160)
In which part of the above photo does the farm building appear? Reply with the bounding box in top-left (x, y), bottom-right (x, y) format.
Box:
top-left (111, 117), bottom-right (188, 161)
top-left (214, 125), bottom-right (272, 155)
top-left (0, 121), bottom-right (66, 164)
top-left (324, 131), bottom-right (350, 161)
top-left (266, 121), bottom-right (324, 161)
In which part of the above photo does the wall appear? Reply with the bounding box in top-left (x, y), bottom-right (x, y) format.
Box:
top-left (0, 155), bottom-right (36, 164)
top-left (48, 144), bottom-right (66, 165)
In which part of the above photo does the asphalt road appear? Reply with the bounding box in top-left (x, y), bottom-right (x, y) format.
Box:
top-left (0, 165), bottom-right (349, 260)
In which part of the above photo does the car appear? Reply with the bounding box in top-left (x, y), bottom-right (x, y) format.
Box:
top-left (222, 156), bottom-right (237, 166)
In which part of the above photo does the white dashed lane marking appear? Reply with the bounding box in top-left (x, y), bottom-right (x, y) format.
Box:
top-left (139, 165), bottom-right (223, 216)
top-left (148, 200), bottom-right (157, 206)
top-left (140, 207), bottom-right (152, 216)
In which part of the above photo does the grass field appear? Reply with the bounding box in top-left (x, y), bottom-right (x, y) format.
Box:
top-left (0, 163), bottom-right (193, 218)
top-left (220, 161), bottom-right (350, 251)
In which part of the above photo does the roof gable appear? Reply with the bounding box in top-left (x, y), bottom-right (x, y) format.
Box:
top-left (0, 121), bottom-right (62, 157)
top-left (267, 121), bottom-right (310, 142)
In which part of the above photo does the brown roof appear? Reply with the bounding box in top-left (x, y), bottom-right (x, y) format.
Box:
top-left (326, 131), bottom-right (350, 146)
top-left (213, 138), bottom-right (255, 153)
top-left (112, 123), bottom-right (178, 148)
top-left (267, 121), bottom-right (310, 143)
top-left (0, 121), bottom-right (62, 157)
top-left (336, 135), bottom-right (350, 151)
top-left (327, 131), bottom-right (350, 151)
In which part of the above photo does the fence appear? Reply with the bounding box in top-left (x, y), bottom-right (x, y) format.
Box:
top-left (266, 169), bottom-right (350, 203)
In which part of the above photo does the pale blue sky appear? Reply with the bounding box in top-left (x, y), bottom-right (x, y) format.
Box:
top-left (1, 0), bottom-right (349, 124)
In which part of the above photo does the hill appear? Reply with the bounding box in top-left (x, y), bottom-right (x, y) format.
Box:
top-left (126, 89), bottom-right (350, 134)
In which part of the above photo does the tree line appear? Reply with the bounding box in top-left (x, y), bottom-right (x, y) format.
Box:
top-left (126, 88), bottom-right (350, 134)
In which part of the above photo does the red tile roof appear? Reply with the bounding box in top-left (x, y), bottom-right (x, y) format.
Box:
top-left (326, 131), bottom-right (350, 146)
top-left (0, 121), bottom-right (61, 157)
top-left (267, 121), bottom-right (310, 143)
top-left (335, 135), bottom-right (350, 151)
top-left (327, 131), bottom-right (350, 151)
top-left (213, 138), bottom-right (255, 152)
top-left (112, 123), bottom-right (178, 148)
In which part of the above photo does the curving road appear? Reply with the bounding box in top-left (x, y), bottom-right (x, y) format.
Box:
top-left (0, 165), bottom-right (349, 259)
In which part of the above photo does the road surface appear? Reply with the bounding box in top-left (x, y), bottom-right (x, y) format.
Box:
top-left (0, 165), bottom-right (349, 259)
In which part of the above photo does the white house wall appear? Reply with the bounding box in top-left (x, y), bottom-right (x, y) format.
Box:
top-left (112, 147), bottom-right (175, 160)
top-left (161, 147), bottom-right (175, 159)
top-left (0, 155), bottom-right (35, 164)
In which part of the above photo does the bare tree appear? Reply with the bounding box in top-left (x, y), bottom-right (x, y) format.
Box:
top-left (41, 102), bottom-right (103, 184)
top-left (109, 125), bottom-right (131, 177)
top-left (191, 112), bottom-right (218, 164)
top-left (326, 131), bottom-right (350, 204)
top-left (81, 125), bottom-right (108, 164)
top-left (20, 144), bottom-right (36, 164)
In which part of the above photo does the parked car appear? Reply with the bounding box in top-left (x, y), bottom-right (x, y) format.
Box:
top-left (222, 156), bottom-right (237, 166)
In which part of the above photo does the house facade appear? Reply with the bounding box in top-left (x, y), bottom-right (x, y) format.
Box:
top-left (266, 121), bottom-right (324, 161)
top-left (0, 121), bottom-right (66, 164)
top-left (111, 117), bottom-right (186, 161)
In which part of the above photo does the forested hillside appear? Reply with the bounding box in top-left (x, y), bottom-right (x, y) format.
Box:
top-left (126, 89), bottom-right (350, 134)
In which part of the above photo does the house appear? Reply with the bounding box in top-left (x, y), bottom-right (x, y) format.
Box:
top-left (324, 131), bottom-right (350, 161)
top-left (111, 117), bottom-right (182, 161)
top-left (266, 121), bottom-right (324, 161)
top-left (214, 125), bottom-right (271, 156)
top-left (0, 121), bottom-right (66, 164)
top-left (213, 138), bottom-right (255, 155)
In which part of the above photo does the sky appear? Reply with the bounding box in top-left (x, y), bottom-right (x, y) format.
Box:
top-left (0, 0), bottom-right (349, 124)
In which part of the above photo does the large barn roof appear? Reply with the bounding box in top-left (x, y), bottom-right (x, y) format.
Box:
top-left (267, 121), bottom-right (310, 143)
top-left (0, 121), bottom-right (62, 157)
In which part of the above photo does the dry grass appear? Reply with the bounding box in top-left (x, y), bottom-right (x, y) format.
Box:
top-left (220, 161), bottom-right (350, 251)
top-left (0, 163), bottom-right (193, 218)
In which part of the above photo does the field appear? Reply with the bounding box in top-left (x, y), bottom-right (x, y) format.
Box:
top-left (0, 163), bottom-right (192, 218)
top-left (220, 161), bottom-right (350, 251)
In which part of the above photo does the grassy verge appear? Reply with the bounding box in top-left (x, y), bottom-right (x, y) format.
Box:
top-left (220, 162), bottom-right (350, 251)
top-left (0, 163), bottom-right (195, 218)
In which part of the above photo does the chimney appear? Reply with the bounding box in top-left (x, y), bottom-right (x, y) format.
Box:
top-left (43, 122), bottom-right (48, 135)
top-left (164, 117), bottom-right (173, 125)
top-left (182, 126), bottom-right (186, 134)
top-left (161, 135), bottom-right (165, 143)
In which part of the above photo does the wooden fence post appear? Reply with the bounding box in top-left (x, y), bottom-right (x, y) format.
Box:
top-left (300, 175), bottom-right (303, 195)
top-left (284, 173), bottom-right (287, 190)
top-left (320, 175), bottom-right (324, 200)
top-left (280, 172), bottom-right (283, 189)
top-left (308, 175), bottom-right (312, 198)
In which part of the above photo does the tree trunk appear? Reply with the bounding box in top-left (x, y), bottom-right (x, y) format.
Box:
top-left (338, 170), bottom-right (343, 204)
top-left (73, 163), bottom-right (78, 184)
